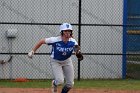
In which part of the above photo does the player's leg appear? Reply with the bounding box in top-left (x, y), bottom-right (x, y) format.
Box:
top-left (50, 58), bottom-right (64, 93)
top-left (61, 58), bottom-right (74, 93)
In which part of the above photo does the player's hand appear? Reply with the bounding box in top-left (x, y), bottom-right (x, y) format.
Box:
top-left (28, 50), bottom-right (34, 59)
top-left (76, 51), bottom-right (84, 61)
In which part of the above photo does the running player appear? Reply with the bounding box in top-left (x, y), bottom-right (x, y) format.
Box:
top-left (28, 23), bottom-right (83, 93)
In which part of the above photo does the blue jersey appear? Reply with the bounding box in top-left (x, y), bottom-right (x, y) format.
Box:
top-left (45, 36), bottom-right (78, 61)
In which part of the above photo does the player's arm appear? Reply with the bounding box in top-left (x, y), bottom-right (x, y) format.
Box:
top-left (74, 45), bottom-right (80, 53)
top-left (74, 45), bottom-right (83, 61)
top-left (28, 39), bottom-right (46, 58)
top-left (32, 39), bottom-right (46, 52)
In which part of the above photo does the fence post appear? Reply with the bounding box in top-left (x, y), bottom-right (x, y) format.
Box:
top-left (78, 0), bottom-right (82, 81)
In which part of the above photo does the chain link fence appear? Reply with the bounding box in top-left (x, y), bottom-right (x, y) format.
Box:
top-left (0, 0), bottom-right (140, 80)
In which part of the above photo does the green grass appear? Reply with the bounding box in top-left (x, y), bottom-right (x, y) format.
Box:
top-left (0, 79), bottom-right (140, 90)
top-left (75, 79), bottom-right (140, 90)
top-left (0, 80), bottom-right (51, 88)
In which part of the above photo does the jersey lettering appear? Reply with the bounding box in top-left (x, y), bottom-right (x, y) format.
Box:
top-left (56, 47), bottom-right (73, 52)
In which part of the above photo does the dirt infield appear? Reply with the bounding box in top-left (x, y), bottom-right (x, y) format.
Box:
top-left (0, 88), bottom-right (140, 93)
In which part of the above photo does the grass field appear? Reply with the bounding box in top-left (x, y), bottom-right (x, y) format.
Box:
top-left (0, 79), bottom-right (140, 90)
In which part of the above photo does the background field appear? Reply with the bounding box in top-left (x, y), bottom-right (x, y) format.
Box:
top-left (0, 79), bottom-right (140, 90)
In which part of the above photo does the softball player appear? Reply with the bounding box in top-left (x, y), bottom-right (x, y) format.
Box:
top-left (28, 23), bottom-right (83, 93)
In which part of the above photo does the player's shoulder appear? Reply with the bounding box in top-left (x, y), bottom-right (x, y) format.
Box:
top-left (51, 36), bottom-right (61, 40)
top-left (69, 38), bottom-right (78, 45)
top-left (69, 37), bottom-right (77, 42)
top-left (46, 36), bottom-right (61, 42)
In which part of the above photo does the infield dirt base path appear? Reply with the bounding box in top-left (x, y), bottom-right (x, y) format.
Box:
top-left (0, 88), bottom-right (140, 93)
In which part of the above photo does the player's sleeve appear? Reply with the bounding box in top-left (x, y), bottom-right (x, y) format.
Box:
top-left (45, 37), bottom-right (55, 45)
top-left (71, 38), bottom-right (78, 45)
top-left (71, 38), bottom-right (79, 51)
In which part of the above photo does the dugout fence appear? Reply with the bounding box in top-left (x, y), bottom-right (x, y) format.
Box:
top-left (0, 0), bottom-right (140, 80)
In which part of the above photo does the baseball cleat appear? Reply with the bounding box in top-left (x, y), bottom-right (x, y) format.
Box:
top-left (52, 80), bottom-right (57, 93)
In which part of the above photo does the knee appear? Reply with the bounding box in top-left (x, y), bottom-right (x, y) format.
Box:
top-left (66, 81), bottom-right (74, 89)
top-left (55, 79), bottom-right (64, 86)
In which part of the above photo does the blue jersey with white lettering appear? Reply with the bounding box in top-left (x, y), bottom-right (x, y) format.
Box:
top-left (45, 36), bottom-right (78, 61)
